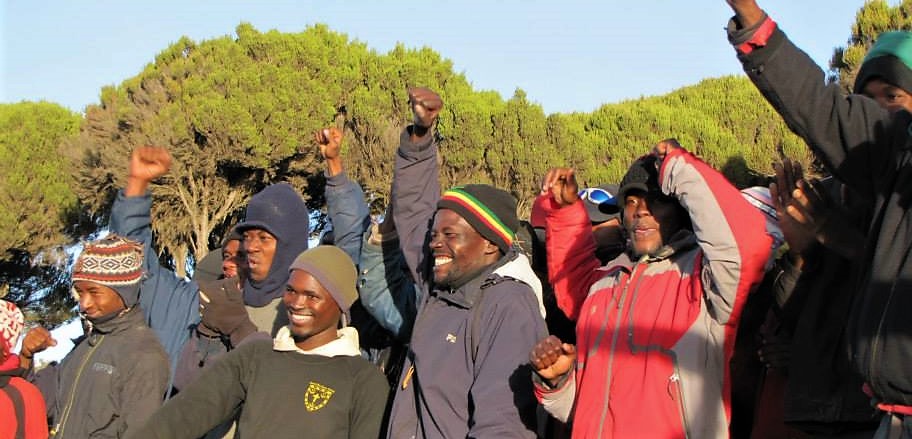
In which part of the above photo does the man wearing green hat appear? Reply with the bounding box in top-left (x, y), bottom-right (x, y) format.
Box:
top-left (725, 1), bottom-right (912, 436)
top-left (129, 246), bottom-right (389, 439)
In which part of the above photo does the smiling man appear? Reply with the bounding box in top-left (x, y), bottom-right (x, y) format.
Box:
top-left (130, 246), bottom-right (389, 439)
top-left (383, 87), bottom-right (547, 438)
top-left (530, 139), bottom-right (771, 438)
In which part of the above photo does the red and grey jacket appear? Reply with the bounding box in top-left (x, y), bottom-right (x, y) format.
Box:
top-left (535, 147), bottom-right (771, 438)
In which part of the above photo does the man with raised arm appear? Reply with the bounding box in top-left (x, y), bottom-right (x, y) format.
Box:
top-left (725, 2), bottom-right (912, 436)
top-left (384, 87), bottom-right (547, 438)
top-left (530, 140), bottom-right (770, 438)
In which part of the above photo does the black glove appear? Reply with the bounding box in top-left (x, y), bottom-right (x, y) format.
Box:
top-left (199, 278), bottom-right (257, 348)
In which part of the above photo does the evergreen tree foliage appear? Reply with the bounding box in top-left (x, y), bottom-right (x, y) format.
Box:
top-left (0, 101), bottom-right (82, 324)
top-left (829, 0), bottom-right (912, 92)
top-left (8, 21), bottom-right (830, 325)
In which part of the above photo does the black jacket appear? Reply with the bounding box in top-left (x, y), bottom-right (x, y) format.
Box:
top-left (47, 307), bottom-right (170, 438)
top-left (730, 15), bottom-right (912, 406)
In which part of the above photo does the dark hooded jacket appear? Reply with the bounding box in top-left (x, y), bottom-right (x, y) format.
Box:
top-left (234, 183), bottom-right (310, 335)
top-left (730, 14), bottom-right (912, 406)
top-left (384, 128), bottom-right (547, 439)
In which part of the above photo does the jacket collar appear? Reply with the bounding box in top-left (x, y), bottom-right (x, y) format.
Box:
top-left (84, 306), bottom-right (145, 344)
top-left (607, 229), bottom-right (698, 271)
top-left (629, 229), bottom-right (698, 264)
top-left (272, 326), bottom-right (361, 357)
top-left (432, 248), bottom-right (517, 309)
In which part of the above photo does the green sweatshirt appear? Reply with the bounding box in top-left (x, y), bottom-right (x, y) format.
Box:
top-left (130, 327), bottom-right (389, 439)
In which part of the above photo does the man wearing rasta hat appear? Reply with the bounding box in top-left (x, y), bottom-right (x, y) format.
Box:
top-left (130, 246), bottom-right (388, 439)
top-left (530, 139), bottom-right (771, 438)
top-left (725, 1), bottom-right (912, 436)
top-left (382, 87), bottom-right (547, 438)
top-left (22, 235), bottom-right (170, 438)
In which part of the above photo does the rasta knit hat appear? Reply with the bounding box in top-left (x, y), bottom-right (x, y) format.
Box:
top-left (72, 234), bottom-right (144, 308)
top-left (0, 300), bottom-right (24, 356)
top-left (288, 246), bottom-right (358, 315)
top-left (618, 155), bottom-right (663, 201)
top-left (437, 184), bottom-right (519, 254)
top-left (854, 31), bottom-right (912, 94)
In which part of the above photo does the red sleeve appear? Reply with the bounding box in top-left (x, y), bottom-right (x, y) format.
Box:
top-left (541, 194), bottom-right (605, 321)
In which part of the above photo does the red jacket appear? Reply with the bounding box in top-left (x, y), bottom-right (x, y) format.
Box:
top-left (1, 354), bottom-right (48, 439)
top-left (535, 148), bottom-right (771, 438)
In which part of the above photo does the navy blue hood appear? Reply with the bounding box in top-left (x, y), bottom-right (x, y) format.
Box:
top-left (235, 183), bottom-right (310, 307)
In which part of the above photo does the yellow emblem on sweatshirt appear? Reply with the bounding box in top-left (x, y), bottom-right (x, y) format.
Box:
top-left (304, 381), bottom-right (335, 412)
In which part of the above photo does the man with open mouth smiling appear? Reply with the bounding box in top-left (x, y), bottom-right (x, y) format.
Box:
top-left (130, 246), bottom-right (389, 439)
top-left (382, 87), bottom-right (547, 439)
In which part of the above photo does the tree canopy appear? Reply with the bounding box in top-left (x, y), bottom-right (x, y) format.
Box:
top-left (0, 101), bottom-right (82, 324)
top-left (10, 10), bottom-right (871, 323)
top-left (829, 0), bottom-right (912, 91)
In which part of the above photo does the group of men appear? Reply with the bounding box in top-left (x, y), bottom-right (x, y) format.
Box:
top-left (3, 0), bottom-right (912, 437)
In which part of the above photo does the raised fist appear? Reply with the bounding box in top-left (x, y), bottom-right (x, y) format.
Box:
top-left (407, 87), bottom-right (443, 128)
top-left (540, 168), bottom-right (580, 208)
top-left (314, 127), bottom-right (343, 161)
top-left (20, 326), bottom-right (56, 359)
top-left (129, 146), bottom-right (173, 182)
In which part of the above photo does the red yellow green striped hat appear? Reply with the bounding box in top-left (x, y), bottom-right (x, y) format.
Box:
top-left (437, 184), bottom-right (519, 254)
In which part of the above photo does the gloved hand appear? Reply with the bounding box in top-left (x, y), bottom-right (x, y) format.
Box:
top-left (198, 278), bottom-right (257, 348)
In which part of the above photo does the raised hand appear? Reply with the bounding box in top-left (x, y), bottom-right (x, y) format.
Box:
top-left (126, 146), bottom-right (173, 196)
top-left (770, 159), bottom-right (816, 258)
top-left (315, 127), bottom-right (344, 176)
top-left (129, 146), bottom-right (172, 182)
top-left (198, 280), bottom-right (256, 347)
top-left (529, 335), bottom-right (577, 387)
top-left (540, 168), bottom-right (580, 208)
top-left (407, 87), bottom-right (443, 129)
top-left (725, 0), bottom-right (764, 28)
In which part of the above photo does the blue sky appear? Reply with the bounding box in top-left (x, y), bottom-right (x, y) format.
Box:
top-left (0, 0), bottom-right (872, 362)
top-left (3, 1), bottom-right (868, 115)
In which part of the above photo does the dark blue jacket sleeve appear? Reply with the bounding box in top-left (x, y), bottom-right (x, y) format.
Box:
top-left (356, 232), bottom-right (419, 340)
top-left (324, 171), bottom-right (370, 264)
top-left (390, 129), bottom-right (438, 290)
top-left (109, 190), bottom-right (200, 377)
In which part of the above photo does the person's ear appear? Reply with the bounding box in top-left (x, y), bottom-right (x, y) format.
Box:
top-left (483, 240), bottom-right (501, 256)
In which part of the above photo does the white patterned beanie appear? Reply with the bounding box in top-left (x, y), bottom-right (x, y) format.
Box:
top-left (72, 234), bottom-right (144, 308)
top-left (0, 300), bottom-right (24, 356)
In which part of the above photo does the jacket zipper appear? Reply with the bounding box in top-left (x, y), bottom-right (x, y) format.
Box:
top-left (51, 335), bottom-right (106, 437)
top-left (669, 365), bottom-right (692, 439)
top-left (869, 279), bottom-right (899, 399)
top-left (596, 261), bottom-right (642, 437)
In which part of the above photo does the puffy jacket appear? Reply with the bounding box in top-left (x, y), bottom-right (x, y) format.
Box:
top-left (537, 147), bottom-right (771, 438)
top-left (110, 191), bottom-right (200, 379)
